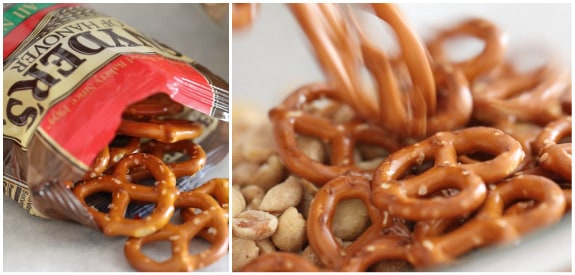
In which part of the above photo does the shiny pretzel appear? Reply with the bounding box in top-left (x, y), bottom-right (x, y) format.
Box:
top-left (533, 116), bottom-right (572, 180)
top-left (289, 3), bottom-right (379, 121)
top-left (123, 93), bottom-right (184, 119)
top-left (82, 136), bottom-right (141, 180)
top-left (73, 153), bottom-right (179, 237)
top-left (130, 140), bottom-right (207, 180)
top-left (124, 190), bottom-right (229, 272)
top-left (363, 42), bottom-right (473, 137)
top-left (269, 82), bottom-right (403, 186)
top-left (289, 3), bottom-right (437, 129)
top-left (426, 18), bottom-right (507, 81)
top-left (307, 174), bottom-right (413, 271)
top-left (490, 121), bottom-right (543, 171)
top-left (307, 175), bottom-right (381, 270)
top-left (241, 252), bottom-right (321, 272)
top-left (340, 235), bottom-right (411, 272)
top-left (409, 174), bottom-right (566, 267)
top-left (373, 127), bottom-right (525, 220)
top-left (189, 178), bottom-right (229, 213)
top-left (472, 62), bottom-right (570, 125)
top-left (118, 118), bottom-right (203, 144)
top-left (83, 146), bottom-right (110, 180)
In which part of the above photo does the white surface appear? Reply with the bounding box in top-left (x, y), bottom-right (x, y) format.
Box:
top-left (3, 4), bottom-right (229, 272)
top-left (232, 3), bottom-right (572, 272)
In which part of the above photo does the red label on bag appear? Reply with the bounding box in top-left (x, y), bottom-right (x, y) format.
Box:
top-left (38, 54), bottom-right (211, 168)
top-left (3, 4), bottom-right (217, 169)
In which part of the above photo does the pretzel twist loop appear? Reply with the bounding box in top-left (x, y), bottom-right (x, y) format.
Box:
top-left (241, 252), bottom-right (322, 272)
top-left (373, 127), bottom-right (525, 220)
top-left (269, 82), bottom-right (403, 186)
top-left (130, 140), bottom-right (207, 180)
top-left (118, 118), bottom-right (203, 143)
top-left (124, 190), bottom-right (229, 271)
top-left (340, 236), bottom-right (411, 272)
top-left (307, 175), bottom-right (383, 270)
top-left (427, 18), bottom-right (507, 81)
top-left (409, 174), bottom-right (566, 267)
top-left (472, 63), bottom-right (569, 125)
top-left (123, 93), bottom-right (184, 119)
top-left (189, 178), bottom-right (229, 212)
top-left (533, 116), bottom-right (572, 180)
top-left (73, 153), bottom-right (179, 237)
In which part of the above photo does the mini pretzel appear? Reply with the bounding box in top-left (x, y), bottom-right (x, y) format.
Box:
top-left (307, 174), bottom-right (413, 271)
top-left (533, 116), bottom-right (572, 180)
top-left (306, 175), bottom-right (382, 270)
top-left (426, 18), bottom-right (507, 81)
top-left (340, 236), bottom-right (411, 272)
top-left (83, 146), bottom-right (110, 180)
top-left (472, 62), bottom-right (569, 125)
top-left (289, 3), bottom-right (379, 121)
top-left (108, 136), bottom-right (141, 165)
top-left (289, 3), bottom-right (436, 124)
top-left (189, 178), bottom-right (229, 212)
top-left (123, 93), bottom-right (184, 119)
top-left (373, 127), bottom-right (525, 220)
top-left (376, 165), bottom-right (486, 220)
top-left (409, 174), bottom-right (566, 267)
top-left (73, 153), bottom-right (179, 237)
top-left (269, 82), bottom-right (403, 186)
top-left (363, 43), bottom-right (472, 137)
top-left (82, 136), bottom-right (141, 180)
top-left (124, 191), bottom-right (228, 272)
top-left (369, 3), bottom-right (437, 113)
top-left (490, 121), bottom-right (543, 171)
top-left (130, 140), bottom-right (207, 180)
top-left (181, 178), bottom-right (229, 240)
top-left (241, 252), bottom-right (321, 272)
top-left (118, 118), bottom-right (203, 143)
top-left (422, 65), bottom-right (473, 136)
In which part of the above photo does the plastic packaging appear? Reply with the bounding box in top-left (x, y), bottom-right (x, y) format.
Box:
top-left (3, 3), bottom-right (229, 226)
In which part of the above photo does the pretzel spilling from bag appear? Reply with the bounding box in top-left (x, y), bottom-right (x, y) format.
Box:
top-left (70, 93), bottom-right (229, 271)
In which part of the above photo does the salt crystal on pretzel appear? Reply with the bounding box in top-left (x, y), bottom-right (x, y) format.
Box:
top-left (409, 174), bottom-right (565, 267)
top-left (124, 189), bottom-right (229, 272)
top-left (73, 153), bottom-right (179, 237)
top-left (533, 116), bottom-right (572, 180)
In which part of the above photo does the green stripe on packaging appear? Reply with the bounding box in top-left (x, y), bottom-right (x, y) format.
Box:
top-left (3, 3), bottom-right (55, 36)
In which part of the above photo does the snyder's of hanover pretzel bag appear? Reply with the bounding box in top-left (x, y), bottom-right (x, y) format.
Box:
top-left (3, 3), bottom-right (229, 225)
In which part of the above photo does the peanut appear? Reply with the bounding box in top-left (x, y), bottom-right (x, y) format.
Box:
top-left (259, 176), bottom-right (303, 213)
top-left (271, 207), bottom-right (307, 252)
top-left (233, 210), bottom-right (278, 240)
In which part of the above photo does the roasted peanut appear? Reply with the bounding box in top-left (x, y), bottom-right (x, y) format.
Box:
top-left (232, 210), bottom-right (278, 240)
top-left (256, 238), bottom-right (277, 255)
top-left (271, 207), bottom-right (307, 252)
top-left (297, 136), bottom-right (325, 163)
top-left (232, 238), bottom-right (260, 272)
top-left (332, 198), bottom-right (370, 241)
top-left (259, 176), bottom-right (303, 213)
top-left (241, 184), bottom-right (266, 210)
top-left (232, 186), bottom-right (246, 218)
top-left (251, 154), bottom-right (286, 191)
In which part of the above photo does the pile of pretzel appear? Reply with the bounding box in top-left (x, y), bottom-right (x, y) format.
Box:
top-left (69, 93), bottom-right (229, 272)
top-left (233, 3), bottom-right (571, 272)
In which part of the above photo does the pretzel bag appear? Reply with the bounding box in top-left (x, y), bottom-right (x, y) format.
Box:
top-left (3, 3), bottom-right (229, 225)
